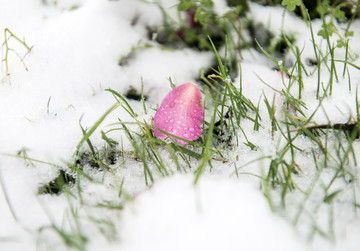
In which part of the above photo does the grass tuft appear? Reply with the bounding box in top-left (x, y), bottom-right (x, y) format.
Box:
top-left (1, 28), bottom-right (32, 82)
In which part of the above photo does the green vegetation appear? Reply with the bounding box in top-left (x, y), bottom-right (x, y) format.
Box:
top-left (1, 28), bottom-right (32, 83)
top-left (2, 0), bottom-right (360, 249)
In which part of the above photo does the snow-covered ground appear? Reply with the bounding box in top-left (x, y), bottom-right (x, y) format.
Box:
top-left (1, 0), bottom-right (360, 250)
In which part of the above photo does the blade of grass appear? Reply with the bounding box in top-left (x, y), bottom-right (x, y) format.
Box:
top-left (194, 93), bottom-right (219, 184)
top-left (74, 103), bottom-right (121, 156)
top-left (0, 169), bottom-right (18, 221)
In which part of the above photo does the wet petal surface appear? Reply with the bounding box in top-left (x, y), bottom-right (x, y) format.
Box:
top-left (153, 82), bottom-right (203, 144)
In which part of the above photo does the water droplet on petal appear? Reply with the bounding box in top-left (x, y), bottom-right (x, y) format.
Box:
top-left (153, 82), bottom-right (204, 144)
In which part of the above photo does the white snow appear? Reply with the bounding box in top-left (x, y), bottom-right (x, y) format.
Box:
top-left (118, 175), bottom-right (306, 251)
top-left (1, 0), bottom-right (360, 250)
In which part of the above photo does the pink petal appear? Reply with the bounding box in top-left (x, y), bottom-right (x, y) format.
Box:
top-left (153, 82), bottom-right (203, 145)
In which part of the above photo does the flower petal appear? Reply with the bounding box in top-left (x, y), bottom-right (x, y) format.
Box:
top-left (154, 82), bottom-right (203, 144)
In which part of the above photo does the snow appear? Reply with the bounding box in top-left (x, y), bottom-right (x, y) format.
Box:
top-left (122, 47), bottom-right (213, 99)
top-left (1, 0), bottom-right (360, 250)
top-left (118, 175), bottom-right (306, 251)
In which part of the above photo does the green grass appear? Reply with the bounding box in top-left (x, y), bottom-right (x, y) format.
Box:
top-left (1, 28), bottom-right (32, 83)
top-left (0, 169), bottom-right (19, 221)
top-left (2, 0), bottom-right (360, 249)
